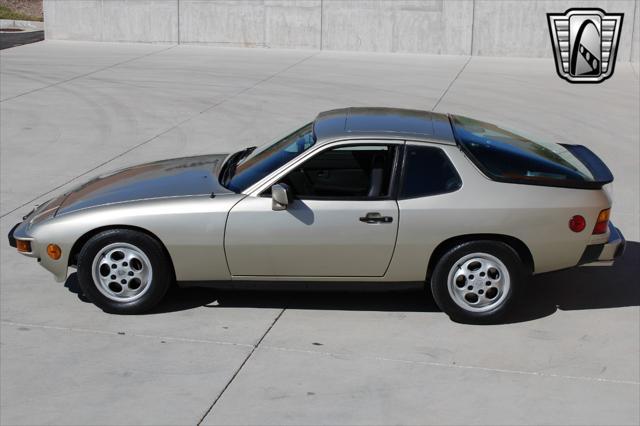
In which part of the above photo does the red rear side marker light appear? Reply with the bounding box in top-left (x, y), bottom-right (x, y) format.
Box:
top-left (569, 215), bottom-right (586, 232)
top-left (593, 208), bottom-right (610, 235)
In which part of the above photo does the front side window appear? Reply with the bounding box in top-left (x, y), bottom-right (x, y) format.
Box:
top-left (280, 144), bottom-right (398, 199)
top-left (400, 145), bottom-right (461, 199)
top-left (225, 124), bottom-right (315, 192)
top-left (451, 115), bottom-right (594, 185)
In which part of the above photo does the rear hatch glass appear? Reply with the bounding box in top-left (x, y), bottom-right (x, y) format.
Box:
top-left (451, 115), bottom-right (595, 186)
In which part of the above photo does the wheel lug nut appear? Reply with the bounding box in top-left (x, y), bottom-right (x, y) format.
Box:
top-left (120, 279), bottom-right (127, 284)
top-left (479, 289), bottom-right (484, 295)
top-left (469, 274), bottom-right (474, 280)
top-left (123, 262), bottom-right (128, 267)
top-left (111, 275), bottom-right (116, 280)
top-left (467, 285), bottom-right (473, 291)
top-left (111, 264), bottom-right (117, 269)
top-left (486, 281), bottom-right (491, 286)
top-left (480, 272), bottom-right (485, 277)
top-left (128, 271), bottom-right (134, 276)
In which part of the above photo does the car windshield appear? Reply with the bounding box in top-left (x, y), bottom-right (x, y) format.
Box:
top-left (451, 115), bottom-right (594, 183)
top-left (223, 123), bottom-right (316, 192)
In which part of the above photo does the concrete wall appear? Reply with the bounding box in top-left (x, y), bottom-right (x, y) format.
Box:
top-left (43, 0), bottom-right (639, 62)
top-left (632, 0), bottom-right (640, 63)
top-left (473, 0), bottom-right (637, 62)
top-left (44, 0), bottom-right (178, 42)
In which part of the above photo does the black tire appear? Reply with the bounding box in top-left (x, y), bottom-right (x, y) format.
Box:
top-left (430, 240), bottom-right (526, 324)
top-left (77, 229), bottom-right (172, 314)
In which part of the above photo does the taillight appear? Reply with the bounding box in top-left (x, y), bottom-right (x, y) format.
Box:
top-left (593, 208), bottom-right (610, 234)
top-left (569, 215), bottom-right (586, 232)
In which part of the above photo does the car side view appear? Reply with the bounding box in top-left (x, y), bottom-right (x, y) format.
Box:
top-left (8, 108), bottom-right (625, 322)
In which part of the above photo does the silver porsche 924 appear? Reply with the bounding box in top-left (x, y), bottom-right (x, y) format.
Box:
top-left (9, 108), bottom-right (625, 322)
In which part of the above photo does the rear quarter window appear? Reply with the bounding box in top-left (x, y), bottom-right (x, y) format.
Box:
top-left (400, 146), bottom-right (462, 199)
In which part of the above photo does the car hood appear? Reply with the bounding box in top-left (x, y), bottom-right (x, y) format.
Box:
top-left (56, 154), bottom-right (232, 216)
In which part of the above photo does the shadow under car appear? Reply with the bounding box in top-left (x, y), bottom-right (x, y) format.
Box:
top-left (64, 241), bottom-right (640, 323)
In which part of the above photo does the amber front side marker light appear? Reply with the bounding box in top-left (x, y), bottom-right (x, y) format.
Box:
top-left (47, 244), bottom-right (62, 260)
top-left (16, 240), bottom-right (31, 253)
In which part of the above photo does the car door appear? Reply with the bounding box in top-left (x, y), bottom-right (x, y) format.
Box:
top-left (224, 142), bottom-right (401, 277)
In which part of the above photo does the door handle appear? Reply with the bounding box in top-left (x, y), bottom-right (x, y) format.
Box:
top-left (359, 212), bottom-right (393, 224)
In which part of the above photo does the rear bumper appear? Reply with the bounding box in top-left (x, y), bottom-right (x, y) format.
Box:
top-left (578, 223), bottom-right (626, 266)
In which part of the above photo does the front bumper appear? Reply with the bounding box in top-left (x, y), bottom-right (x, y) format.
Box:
top-left (8, 221), bottom-right (35, 256)
top-left (7, 220), bottom-right (68, 282)
top-left (7, 222), bottom-right (19, 248)
top-left (578, 222), bottom-right (626, 266)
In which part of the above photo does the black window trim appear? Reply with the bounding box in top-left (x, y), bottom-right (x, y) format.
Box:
top-left (259, 141), bottom-right (405, 202)
top-left (397, 142), bottom-right (463, 200)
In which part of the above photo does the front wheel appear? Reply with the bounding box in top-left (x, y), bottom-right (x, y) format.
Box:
top-left (430, 241), bottom-right (525, 324)
top-left (77, 229), bottom-right (172, 314)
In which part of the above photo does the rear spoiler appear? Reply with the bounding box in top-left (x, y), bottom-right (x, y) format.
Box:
top-left (559, 144), bottom-right (614, 188)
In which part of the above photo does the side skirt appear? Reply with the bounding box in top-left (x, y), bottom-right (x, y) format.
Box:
top-left (178, 280), bottom-right (425, 292)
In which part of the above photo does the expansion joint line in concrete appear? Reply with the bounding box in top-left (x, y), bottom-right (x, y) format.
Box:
top-left (261, 345), bottom-right (640, 387)
top-left (431, 55), bottom-right (472, 112)
top-left (0, 44), bottom-right (177, 103)
top-left (0, 50), bottom-right (320, 220)
top-left (0, 320), bottom-right (254, 347)
top-left (197, 308), bottom-right (287, 425)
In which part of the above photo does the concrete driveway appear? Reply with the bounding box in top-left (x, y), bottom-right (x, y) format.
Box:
top-left (1, 41), bottom-right (638, 425)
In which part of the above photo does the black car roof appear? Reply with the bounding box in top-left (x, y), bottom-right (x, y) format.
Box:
top-left (313, 107), bottom-right (456, 145)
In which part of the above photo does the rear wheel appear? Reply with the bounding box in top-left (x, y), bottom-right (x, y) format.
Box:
top-left (77, 229), bottom-right (172, 314)
top-left (430, 241), bottom-right (525, 324)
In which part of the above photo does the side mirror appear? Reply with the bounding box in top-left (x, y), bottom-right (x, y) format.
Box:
top-left (271, 184), bottom-right (292, 211)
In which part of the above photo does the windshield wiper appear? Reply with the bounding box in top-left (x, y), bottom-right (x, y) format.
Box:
top-left (220, 146), bottom-right (256, 186)
top-left (238, 146), bottom-right (257, 161)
